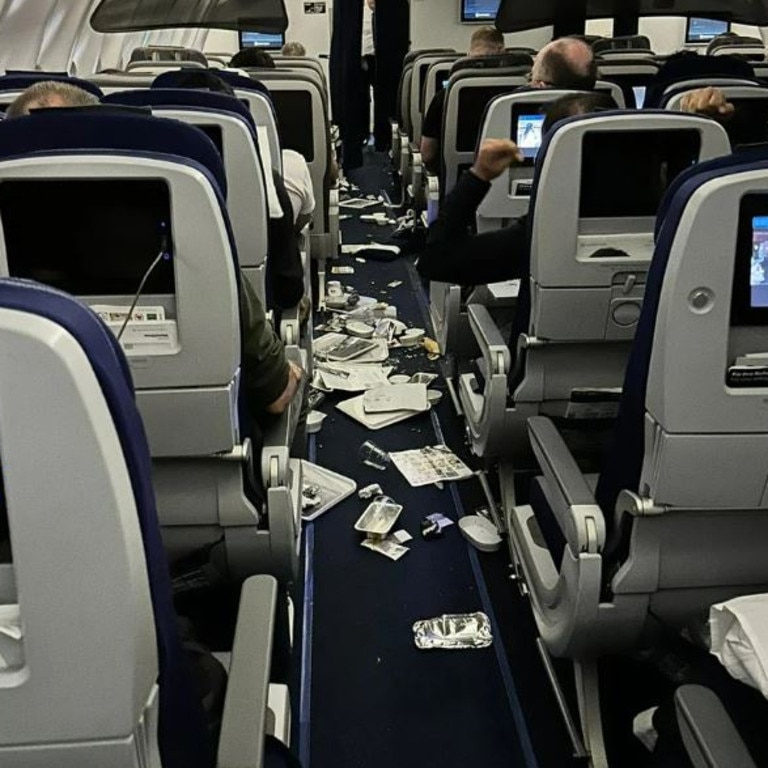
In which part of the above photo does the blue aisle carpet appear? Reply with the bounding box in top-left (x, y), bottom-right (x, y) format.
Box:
top-left (303, 151), bottom-right (536, 768)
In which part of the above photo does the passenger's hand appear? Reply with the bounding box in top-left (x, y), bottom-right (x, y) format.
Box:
top-left (471, 139), bottom-right (525, 182)
top-left (680, 87), bottom-right (735, 119)
top-left (267, 361), bottom-right (304, 415)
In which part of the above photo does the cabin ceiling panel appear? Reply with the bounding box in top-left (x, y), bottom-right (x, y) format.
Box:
top-left (90, 0), bottom-right (288, 34)
top-left (496, 0), bottom-right (768, 31)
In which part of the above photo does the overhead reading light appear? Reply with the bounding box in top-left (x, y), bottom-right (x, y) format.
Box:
top-left (90, 0), bottom-right (288, 34)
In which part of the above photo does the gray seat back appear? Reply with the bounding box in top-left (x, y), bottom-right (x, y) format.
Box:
top-left (0, 299), bottom-right (158, 767)
top-left (515, 112), bottom-right (731, 415)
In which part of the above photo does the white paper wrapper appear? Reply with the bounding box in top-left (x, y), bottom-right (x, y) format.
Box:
top-left (710, 594), bottom-right (768, 698)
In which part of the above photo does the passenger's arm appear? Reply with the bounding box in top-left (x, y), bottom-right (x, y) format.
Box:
top-left (417, 139), bottom-right (527, 285)
top-left (679, 87), bottom-right (734, 119)
top-left (420, 135), bottom-right (440, 174)
top-left (239, 278), bottom-right (295, 416)
top-left (266, 171), bottom-right (305, 310)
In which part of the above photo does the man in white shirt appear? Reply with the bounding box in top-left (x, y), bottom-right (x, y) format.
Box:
top-left (281, 149), bottom-right (316, 233)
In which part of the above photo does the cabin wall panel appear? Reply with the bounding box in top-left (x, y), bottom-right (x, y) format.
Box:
top-left (409, 0), bottom-right (551, 52)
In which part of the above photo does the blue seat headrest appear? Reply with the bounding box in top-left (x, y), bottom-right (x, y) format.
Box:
top-left (0, 109), bottom-right (227, 196)
top-left (0, 73), bottom-right (103, 98)
top-left (103, 87), bottom-right (256, 132)
top-left (645, 53), bottom-right (755, 108)
top-left (153, 68), bottom-right (272, 100)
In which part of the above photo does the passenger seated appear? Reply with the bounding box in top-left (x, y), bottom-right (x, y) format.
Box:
top-left (678, 85), bottom-right (768, 147)
top-left (281, 42), bottom-right (307, 57)
top-left (5, 81), bottom-right (304, 431)
top-left (420, 26), bottom-right (505, 173)
top-left (417, 91), bottom-right (617, 284)
top-left (5, 79), bottom-right (98, 116)
top-left (420, 34), bottom-right (597, 174)
top-left (230, 47), bottom-right (277, 70)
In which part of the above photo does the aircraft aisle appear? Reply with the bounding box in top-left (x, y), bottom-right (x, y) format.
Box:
top-left (297, 150), bottom-right (582, 768)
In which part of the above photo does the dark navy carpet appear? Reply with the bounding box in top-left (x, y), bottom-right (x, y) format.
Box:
top-left (302, 151), bottom-right (537, 768)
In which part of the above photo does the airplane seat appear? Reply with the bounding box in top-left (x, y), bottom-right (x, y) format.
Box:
top-left (0, 109), bottom-right (301, 583)
top-left (707, 34), bottom-right (766, 59)
top-left (427, 88), bottom-right (580, 376)
top-left (663, 81), bottom-right (768, 147)
top-left (103, 88), bottom-right (273, 309)
top-left (153, 70), bottom-right (282, 175)
top-left (405, 53), bottom-right (462, 205)
top-left (0, 277), bottom-right (294, 768)
top-left (457, 111), bottom-right (731, 460)
top-left (596, 58), bottom-right (660, 109)
top-left (592, 35), bottom-right (653, 55)
top-left (130, 46), bottom-right (208, 66)
top-left (105, 88), bottom-right (309, 353)
top-left (510, 151), bottom-right (768, 665)
top-left (246, 68), bottom-right (338, 306)
top-left (448, 52), bottom-right (534, 75)
top-left (644, 54), bottom-right (755, 108)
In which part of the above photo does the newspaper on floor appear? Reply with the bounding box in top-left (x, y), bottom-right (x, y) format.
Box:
top-left (390, 445), bottom-right (474, 488)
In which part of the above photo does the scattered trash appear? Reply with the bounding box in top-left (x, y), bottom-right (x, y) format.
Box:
top-left (421, 513), bottom-right (454, 540)
top-left (426, 389), bottom-right (443, 405)
top-left (302, 484), bottom-right (322, 511)
top-left (355, 496), bottom-right (403, 539)
top-left (332, 266), bottom-right (355, 275)
top-left (340, 197), bottom-right (381, 209)
top-left (389, 374), bottom-right (411, 384)
top-left (458, 515), bottom-right (502, 552)
top-left (410, 372), bottom-right (439, 386)
top-left (317, 363), bottom-right (393, 392)
top-left (346, 320), bottom-right (375, 339)
top-left (422, 337), bottom-right (441, 359)
top-left (421, 518), bottom-right (442, 540)
top-left (355, 257), bottom-right (367, 263)
top-left (361, 537), bottom-right (409, 561)
top-left (338, 393), bottom-right (430, 430)
top-left (392, 529), bottom-right (413, 544)
top-left (358, 483), bottom-right (383, 499)
top-left (363, 383), bottom-right (429, 414)
top-left (315, 333), bottom-right (389, 363)
top-left (307, 410), bottom-right (327, 434)
top-left (301, 461), bottom-right (357, 522)
top-left (389, 445), bottom-right (473, 487)
top-left (307, 388), bottom-right (327, 410)
top-left (341, 243), bottom-right (401, 256)
top-left (359, 440), bottom-right (391, 470)
top-left (413, 613), bottom-right (493, 650)
top-left (387, 280), bottom-right (403, 288)
top-left (399, 327), bottom-right (425, 347)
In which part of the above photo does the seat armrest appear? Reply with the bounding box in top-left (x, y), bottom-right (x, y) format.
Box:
top-left (217, 575), bottom-right (278, 768)
top-left (279, 306), bottom-right (301, 347)
top-left (261, 348), bottom-right (304, 488)
top-left (527, 416), bottom-right (605, 554)
top-left (467, 303), bottom-right (511, 376)
top-left (675, 685), bottom-right (757, 768)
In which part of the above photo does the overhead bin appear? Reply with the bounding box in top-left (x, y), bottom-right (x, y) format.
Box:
top-left (90, 0), bottom-right (288, 34)
top-left (496, 0), bottom-right (768, 33)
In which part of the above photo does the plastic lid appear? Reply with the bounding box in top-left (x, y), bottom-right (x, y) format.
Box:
top-left (458, 515), bottom-right (502, 552)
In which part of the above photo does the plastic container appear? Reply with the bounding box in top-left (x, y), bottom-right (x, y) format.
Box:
top-left (301, 461), bottom-right (357, 522)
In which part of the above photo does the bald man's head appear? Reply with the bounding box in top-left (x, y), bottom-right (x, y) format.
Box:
top-left (530, 37), bottom-right (597, 90)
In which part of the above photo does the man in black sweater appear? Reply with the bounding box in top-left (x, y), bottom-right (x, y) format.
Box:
top-left (420, 35), bottom-right (598, 175)
top-left (417, 91), bottom-right (617, 285)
